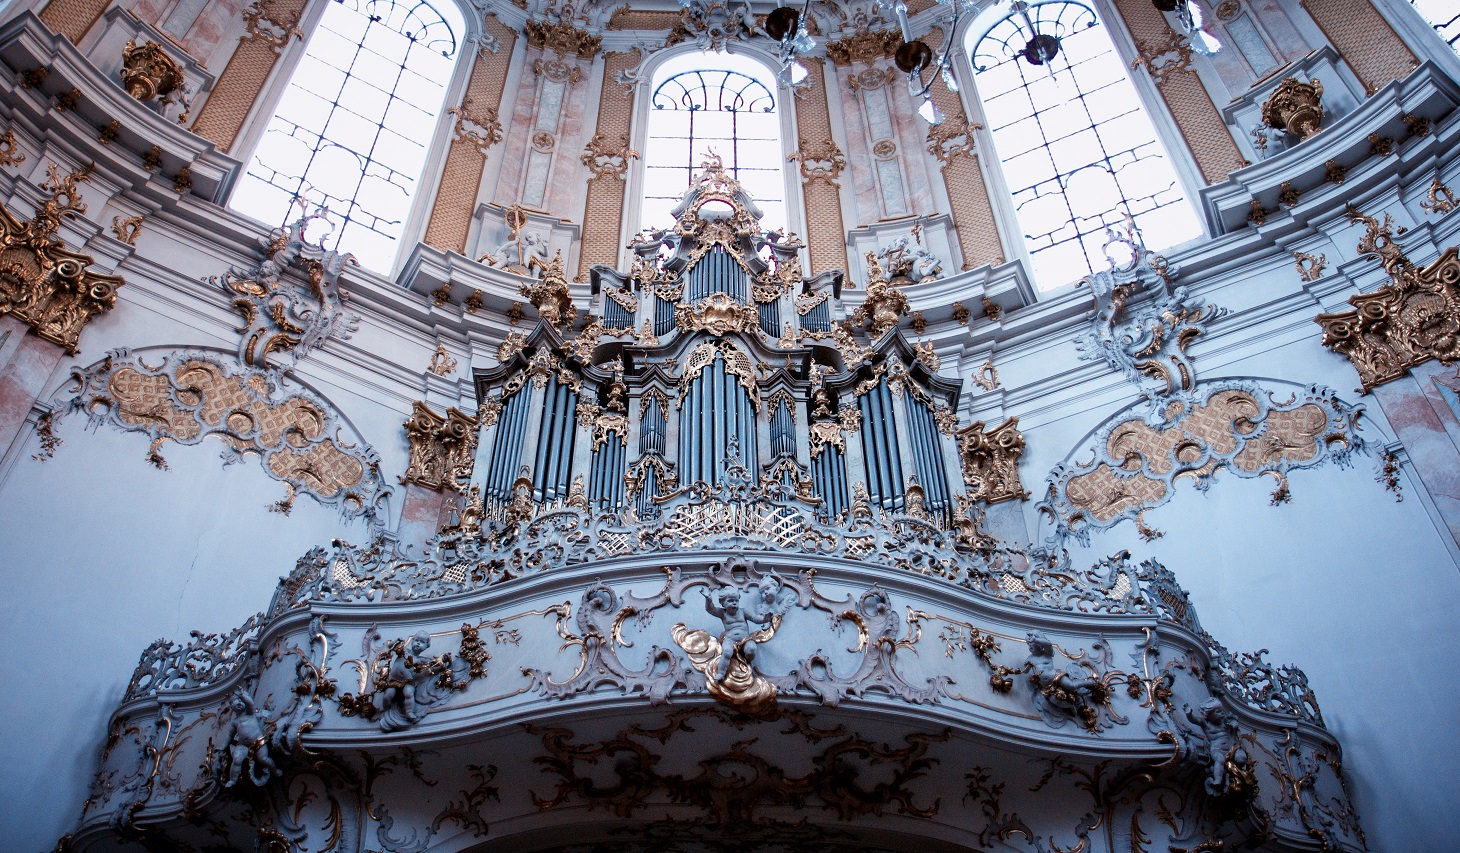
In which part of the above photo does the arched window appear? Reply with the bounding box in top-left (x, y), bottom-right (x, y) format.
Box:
top-left (230, 0), bottom-right (464, 273)
top-left (967, 1), bottom-right (1200, 289)
top-left (1411, 0), bottom-right (1459, 53)
top-left (640, 52), bottom-right (788, 231)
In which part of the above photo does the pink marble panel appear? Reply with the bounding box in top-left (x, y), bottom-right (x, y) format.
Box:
top-left (0, 317), bottom-right (65, 459)
top-left (1373, 372), bottom-right (1460, 546)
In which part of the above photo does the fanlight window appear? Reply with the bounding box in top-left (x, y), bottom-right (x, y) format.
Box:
top-left (968, 1), bottom-right (1200, 289)
top-left (230, 0), bottom-right (463, 273)
top-left (640, 53), bottom-right (787, 231)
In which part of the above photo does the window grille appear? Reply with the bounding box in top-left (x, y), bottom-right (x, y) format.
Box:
top-left (230, 0), bottom-right (462, 273)
top-left (641, 57), bottom-right (786, 230)
top-left (969, 1), bottom-right (1200, 289)
top-left (1412, 0), bottom-right (1460, 52)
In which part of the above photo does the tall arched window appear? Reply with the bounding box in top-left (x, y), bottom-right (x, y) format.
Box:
top-left (230, 0), bottom-right (464, 273)
top-left (1411, 0), bottom-right (1459, 53)
top-left (640, 52), bottom-right (788, 231)
top-left (967, 1), bottom-right (1200, 289)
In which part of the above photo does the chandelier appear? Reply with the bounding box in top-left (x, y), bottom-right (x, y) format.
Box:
top-left (883, 0), bottom-right (1218, 124)
top-left (765, 3), bottom-right (815, 85)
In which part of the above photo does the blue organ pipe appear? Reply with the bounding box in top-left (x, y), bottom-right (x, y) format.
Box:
top-left (873, 383), bottom-right (897, 509)
top-left (556, 390), bottom-right (577, 499)
top-left (858, 393), bottom-right (882, 506)
top-left (712, 363), bottom-right (724, 480)
top-left (530, 378), bottom-right (554, 498)
top-left (505, 390), bottom-right (528, 496)
top-left (876, 385), bottom-right (899, 511)
top-left (759, 301), bottom-right (779, 337)
top-left (703, 366), bottom-right (716, 482)
top-left (489, 389), bottom-right (527, 499)
top-left (867, 389), bottom-right (890, 508)
top-left (679, 384), bottom-right (693, 486)
top-left (605, 299), bottom-right (633, 328)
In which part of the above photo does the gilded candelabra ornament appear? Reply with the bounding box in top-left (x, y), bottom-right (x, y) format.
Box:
top-left (119, 40), bottom-right (183, 103)
top-left (1315, 205), bottom-right (1460, 391)
top-left (0, 162), bottom-right (122, 353)
top-left (1260, 77), bottom-right (1323, 141)
top-left (521, 250), bottom-right (577, 329)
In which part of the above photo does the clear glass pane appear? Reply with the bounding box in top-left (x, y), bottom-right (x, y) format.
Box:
top-left (230, 0), bottom-right (462, 273)
top-left (969, 0), bottom-right (1200, 290)
top-left (641, 52), bottom-right (787, 233)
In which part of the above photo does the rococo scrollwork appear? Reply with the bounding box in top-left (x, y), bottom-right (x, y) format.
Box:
top-left (1315, 205), bottom-right (1460, 392)
top-left (68, 156), bottom-right (1367, 853)
top-left (0, 162), bottom-right (122, 353)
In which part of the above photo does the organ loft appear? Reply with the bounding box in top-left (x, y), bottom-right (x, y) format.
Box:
top-left (0, 0), bottom-right (1456, 851)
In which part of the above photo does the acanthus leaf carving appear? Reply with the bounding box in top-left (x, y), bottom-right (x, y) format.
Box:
top-left (0, 162), bottom-right (123, 353)
top-left (1315, 206), bottom-right (1460, 392)
top-left (211, 208), bottom-right (358, 372)
top-left (957, 417), bottom-right (1027, 504)
top-left (401, 401), bottom-right (478, 492)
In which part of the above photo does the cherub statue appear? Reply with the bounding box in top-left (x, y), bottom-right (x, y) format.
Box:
top-left (879, 235), bottom-right (942, 283)
top-left (702, 574), bottom-right (796, 681)
top-left (218, 688), bottom-right (278, 787)
top-left (1186, 697), bottom-right (1255, 798)
top-left (1026, 632), bottom-right (1104, 729)
top-left (487, 231), bottom-right (549, 273)
top-left (376, 631), bottom-right (468, 732)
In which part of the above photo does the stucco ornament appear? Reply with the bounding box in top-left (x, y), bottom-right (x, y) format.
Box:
top-left (336, 627), bottom-right (482, 731)
top-left (1179, 697), bottom-right (1259, 800)
top-left (58, 350), bottom-right (390, 523)
top-left (1024, 632), bottom-right (1127, 732)
top-left (672, 572), bottom-right (798, 718)
top-left (401, 401), bottom-right (477, 492)
top-left (1076, 229), bottom-right (1220, 399)
top-left (1261, 77), bottom-right (1324, 140)
top-left (1315, 205), bottom-right (1460, 392)
top-left (119, 40), bottom-right (183, 102)
top-left (854, 251), bottom-right (909, 338)
top-left (520, 249), bottom-right (577, 329)
top-left (0, 162), bottom-right (122, 353)
top-left (1041, 380), bottom-right (1365, 543)
top-left (211, 207), bottom-right (358, 372)
top-left (957, 417), bottom-right (1027, 504)
top-left (878, 234), bottom-right (942, 283)
top-left (217, 689), bottom-right (278, 787)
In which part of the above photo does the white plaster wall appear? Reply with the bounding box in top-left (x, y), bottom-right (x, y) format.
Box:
top-left (0, 418), bottom-right (365, 851)
top-left (1059, 463), bottom-right (1460, 853)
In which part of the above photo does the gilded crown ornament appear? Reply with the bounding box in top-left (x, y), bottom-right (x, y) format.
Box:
top-left (119, 40), bottom-right (183, 103)
top-left (1261, 77), bottom-right (1324, 141)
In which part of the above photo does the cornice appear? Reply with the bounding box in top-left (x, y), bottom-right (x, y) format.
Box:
top-left (0, 12), bottom-right (239, 203)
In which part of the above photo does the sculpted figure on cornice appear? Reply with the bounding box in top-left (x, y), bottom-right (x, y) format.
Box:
top-left (211, 207), bottom-right (358, 372)
top-left (0, 162), bottom-right (122, 353)
top-left (1076, 223), bottom-right (1217, 400)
